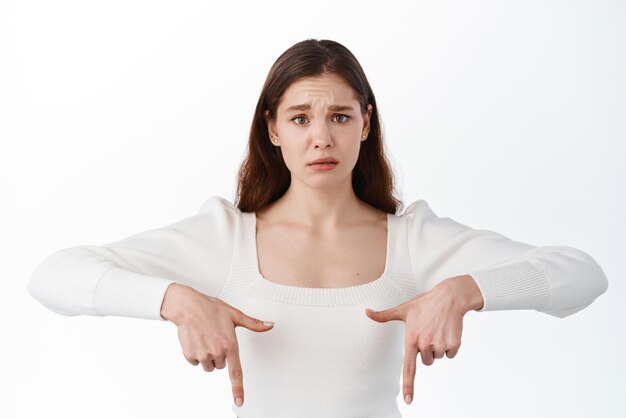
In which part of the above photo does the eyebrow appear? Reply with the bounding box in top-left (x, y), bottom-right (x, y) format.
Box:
top-left (284, 103), bottom-right (356, 112)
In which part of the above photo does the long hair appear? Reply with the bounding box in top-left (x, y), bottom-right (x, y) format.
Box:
top-left (235, 38), bottom-right (402, 214)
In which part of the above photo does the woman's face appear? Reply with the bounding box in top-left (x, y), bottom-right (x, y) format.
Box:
top-left (265, 72), bottom-right (372, 190)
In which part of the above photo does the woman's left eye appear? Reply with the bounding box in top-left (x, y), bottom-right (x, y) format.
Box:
top-left (334, 114), bottom-right (350, 123)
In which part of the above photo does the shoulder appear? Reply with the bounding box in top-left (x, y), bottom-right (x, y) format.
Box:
top-left (397, 199), bottom-right (437, 221)
top-left (189, 195), bottom-right (242, 238)
top-left (196, 195), bottom-right (240, 216)
top-left (399, 198), bottom-right (467, 238)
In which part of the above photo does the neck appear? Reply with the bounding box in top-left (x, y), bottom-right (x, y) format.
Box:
top-left (268, 178), bottom-right (366, 232)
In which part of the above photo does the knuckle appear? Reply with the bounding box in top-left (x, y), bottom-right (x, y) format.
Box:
top-left (199, 352), bottom-right (213, 363)
top-left (406, 331), bottom-right (419, 343)
top-left (403, 363), bottom-right (416, 376)
top-left (229, 367), bottom-right (243, 380)
top-left (416, 334), bottom-right (431, 346)
top-left (448, 338), bottom-right (461, 348)
top-left (183, 352), bottom-right (198, 365)
top-left (231, 386), bottom-right (243, 397)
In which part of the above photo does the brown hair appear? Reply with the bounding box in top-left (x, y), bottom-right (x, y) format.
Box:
top-left (235, 38), bottom-right (402, 214)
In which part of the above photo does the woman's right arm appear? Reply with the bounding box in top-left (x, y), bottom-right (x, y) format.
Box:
top-left (27, 195), bottom-right (237, 321)
top-left (28, 195), bottom-right (274, 406)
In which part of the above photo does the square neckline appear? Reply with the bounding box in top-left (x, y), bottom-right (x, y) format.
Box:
top-left (250, 211), bottom-right (391, 290)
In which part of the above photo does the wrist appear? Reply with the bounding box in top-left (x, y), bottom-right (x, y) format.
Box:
top-left (441, 275), bottom-right (485, 313)
top-left (160, 283), bottom-right (193, 324)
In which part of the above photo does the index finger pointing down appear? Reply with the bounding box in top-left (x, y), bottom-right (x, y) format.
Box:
top-left (227, 350), bottom-right (244, 407)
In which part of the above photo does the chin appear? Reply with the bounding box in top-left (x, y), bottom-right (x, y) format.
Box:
top-left (298, 170), bottom-right (351, 189)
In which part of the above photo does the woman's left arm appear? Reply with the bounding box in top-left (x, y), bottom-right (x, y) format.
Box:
top-left (405, 199), bottom-right (609, 318)
top-left (366, 199), bottom-right (609, 406)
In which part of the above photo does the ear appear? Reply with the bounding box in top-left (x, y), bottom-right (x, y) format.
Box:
top-left (361, 104), bottom-right (373, 140)
top-left (264, 109), bottom-right (279, 141)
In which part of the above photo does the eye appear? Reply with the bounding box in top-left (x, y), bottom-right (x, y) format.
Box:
top-left (333, 114), bottom-right (351, 123)
top-left (291, 116), bottom-right (307, 125)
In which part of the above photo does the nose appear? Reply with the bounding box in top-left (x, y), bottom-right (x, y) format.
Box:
top-left (311, 120), bottom-right (332, 148)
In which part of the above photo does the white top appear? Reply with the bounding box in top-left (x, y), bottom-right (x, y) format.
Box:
top-left (27, 196), bottom-right (609, 417)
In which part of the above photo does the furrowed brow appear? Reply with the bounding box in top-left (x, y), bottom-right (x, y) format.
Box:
top-left (285, 104), bottom-right (311, 112)
top-left (328, 105), bottom-right (356, 112)
top-left (285, 104), bottom-right (356, 112)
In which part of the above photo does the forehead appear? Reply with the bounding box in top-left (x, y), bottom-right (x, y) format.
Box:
top-left (278, 73), bottom-right (358, 109)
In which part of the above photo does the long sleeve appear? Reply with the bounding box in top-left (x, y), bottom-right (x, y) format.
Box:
top-left (27, 195), bottom-right (239, 321)
top-left (405, 199), bottom-right (609, 318)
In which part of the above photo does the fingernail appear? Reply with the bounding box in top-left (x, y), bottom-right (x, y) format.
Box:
top-left (263, 321), bottom-right (275, 326)
top-left (404, 394), bottom-right (412, 405)
top-left (366, 309), bottom-right (377, 314)
top-left (235, 397), bottom-right (243, 407)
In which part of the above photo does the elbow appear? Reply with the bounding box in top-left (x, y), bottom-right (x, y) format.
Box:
top-left (26, 246), bottom-right (98, 317)
top-left (27, 257), bottom-right (51, 304)
top-left (570, 246), bottom-right (609, 298)
top-left (551, 245), bottom-right (609, 296)
top-left (596, 265), bottom-right (609, 297)
top-left (27, 257), bottom-right (61, 315)
top-left (597, 258), bottom-right (609, 295)
top-left (27, 262), bottom-right (82, 317)
top-left (540, 246), bottom-right (609, 318)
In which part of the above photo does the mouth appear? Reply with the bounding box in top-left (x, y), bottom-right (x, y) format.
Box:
top-left (308, 158), bottom-right (339, 165)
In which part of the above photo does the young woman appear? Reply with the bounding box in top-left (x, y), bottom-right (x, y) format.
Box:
top-left (28, 39), bottom-right (609, 418)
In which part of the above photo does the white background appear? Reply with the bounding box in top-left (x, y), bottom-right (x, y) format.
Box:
top-left (1, 0), bottom-right (624, 417)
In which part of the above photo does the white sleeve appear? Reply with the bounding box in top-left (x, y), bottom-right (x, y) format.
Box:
top-left (27, 196), bottom-right (238, 321)
top-left (405, 199), bottom-right (609, 318)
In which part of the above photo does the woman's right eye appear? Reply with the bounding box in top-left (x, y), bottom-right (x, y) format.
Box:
top-left (291, 116), bottom-right (307, 125)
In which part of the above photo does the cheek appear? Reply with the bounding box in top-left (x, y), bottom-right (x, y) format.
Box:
top-left (278, 144), bottom-right (302, 172)
top-left (277, 122), bottom-right (300, 136)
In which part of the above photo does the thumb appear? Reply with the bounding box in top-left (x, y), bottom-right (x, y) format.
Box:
top-left (365, 306), bottom-right (403, 323)
top-left (235, 312), bottom-right (275, 332)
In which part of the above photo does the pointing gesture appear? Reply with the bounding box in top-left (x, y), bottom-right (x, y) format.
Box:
top-left (365, 275), bottom-right (484, 405)
top-left (161, 283), bottom-right (275, 407)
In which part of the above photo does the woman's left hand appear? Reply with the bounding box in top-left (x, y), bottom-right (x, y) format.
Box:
top-left (365, 274), bottom-right (484, 406)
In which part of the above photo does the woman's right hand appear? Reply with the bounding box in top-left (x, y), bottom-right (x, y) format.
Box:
top-left (160, 283), bottom-right (275, 407)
